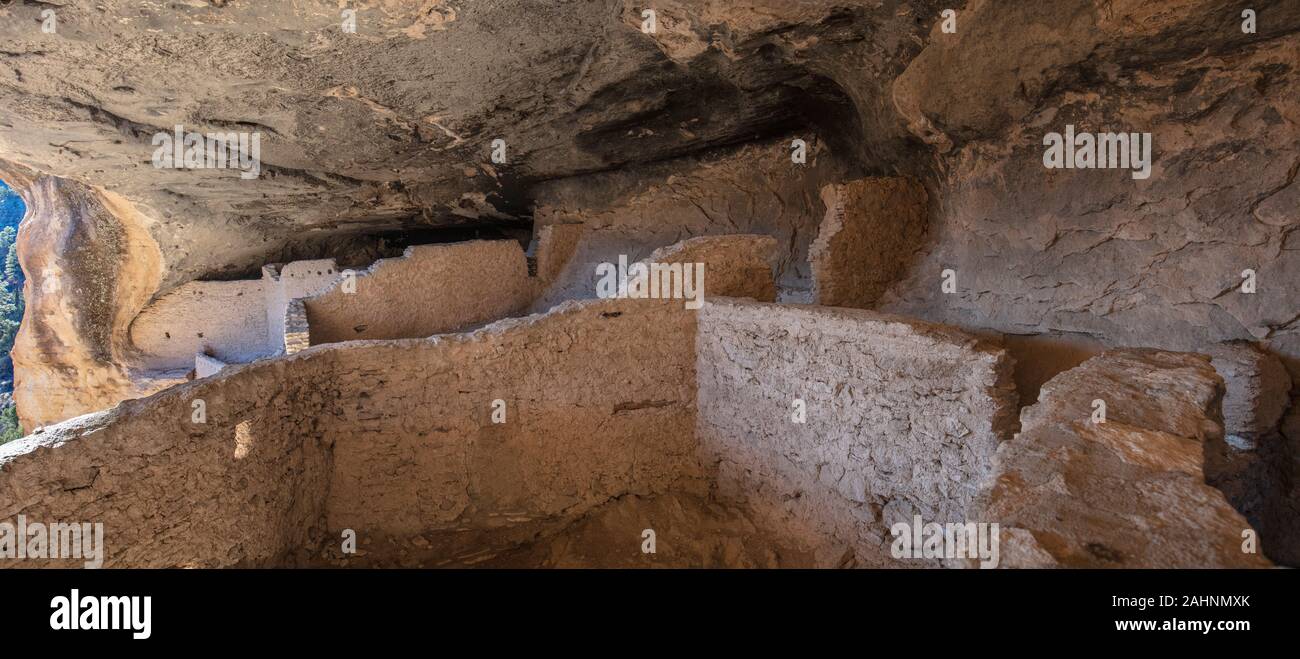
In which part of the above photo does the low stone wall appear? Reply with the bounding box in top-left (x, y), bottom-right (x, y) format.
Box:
top-left (304, 241), bottom-right (533, 345)
top-left (0, 356), bottom-right (336, 567)
top-left (694, 298), bottom-right (1018, 566)
top-left (0, 298), bottom-right (701, 567)
top-left (976, 350), bottom-right (1272, 568)
top-left (324, 298), bottom-right (702, 542)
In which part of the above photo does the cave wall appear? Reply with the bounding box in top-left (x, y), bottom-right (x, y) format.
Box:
top-left (694, 298), bottom-right (1018, 566)
top-left (0, 0), bottom-right (924, 289)
top-left (874, 0), bottom-right (1300, 563)
top-left (882, 0), bottom-right (1300, 381)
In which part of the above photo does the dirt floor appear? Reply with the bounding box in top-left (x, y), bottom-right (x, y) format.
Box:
top-left (303, 493), bottom-right (819, 568)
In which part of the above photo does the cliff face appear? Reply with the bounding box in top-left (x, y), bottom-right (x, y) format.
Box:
top-left (883, 0), bottom-right (1300, 368)
top-left (8, 174), bottom-right (168, 430)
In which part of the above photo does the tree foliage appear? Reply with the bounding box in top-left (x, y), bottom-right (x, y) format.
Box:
top-left (0, 182), bottom-right (25, 443)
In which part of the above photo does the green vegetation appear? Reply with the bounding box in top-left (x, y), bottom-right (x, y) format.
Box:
top-left (0, 181), bottom-right (26, 444)
top-left (0, 403), bottom-right (20, 444)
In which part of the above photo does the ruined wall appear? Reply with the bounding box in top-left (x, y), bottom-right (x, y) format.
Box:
top-left (977, 349), bottom-right (1271, 568)
top-left (264, 259), bottom-right (339, 353)
top-left (304, 241), bottom-right (532, 345)
top-left (0, 298), bottom-right (702, 567)
top-left (129, 259), bottom-right (341, 368)
top-left (640, 235), bottom-right (780, 304)
top-left (810, 177), bottom-right (928, 309)
top-left (129, 280), bottom-right (270, 368)
top-left (529, 224), bottom-right (583, 284)
top-left (0, 356), bottom-right (335, 568)
top-left (532, 139), bottom-right (842, 308)
top-left (5, 292), bottom-right (1272, 569)
top-left (324, 298), bottom-right (703, 544)
top-left (694, 298), bottom-right (1018, 566)
top-left (283, 299), bottom-right (311, 355)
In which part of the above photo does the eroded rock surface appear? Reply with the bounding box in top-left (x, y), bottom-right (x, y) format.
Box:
top-left (977, 350), bottom-right (1271, 568)
top-left (10, 174), bottom-right (170, 431)
top-left (882, 0), bottom-right (1300, 369)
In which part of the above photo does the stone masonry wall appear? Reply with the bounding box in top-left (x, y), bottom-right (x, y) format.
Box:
top-left (263, 259), bottom-right (341, 353)
top-left (304, 241), bottom-right (533, 345)
top-left (641, 235), bottom-right (780, 304)
top-left (694, 298), bottom-right (1018, 566)
top-left (283, 299), bottom-right (311, 355)
top-left (323, 298), bottom-right (703, 543)
top-left (128, 258), bottom-right (340, 372)
top-left (0, 356), bottom-right (336, 567)
top-left (810, 177), bottom-right (928, 309)
top-left (0, 298), bottom-right (701, 567)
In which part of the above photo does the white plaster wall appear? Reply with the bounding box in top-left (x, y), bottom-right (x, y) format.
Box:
top-left (129, 280), bottom-right (271, 369)
top-left (264, 259), bottom-right (340, 353)
top-left (694, 298), bottom-right (1018, 565)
